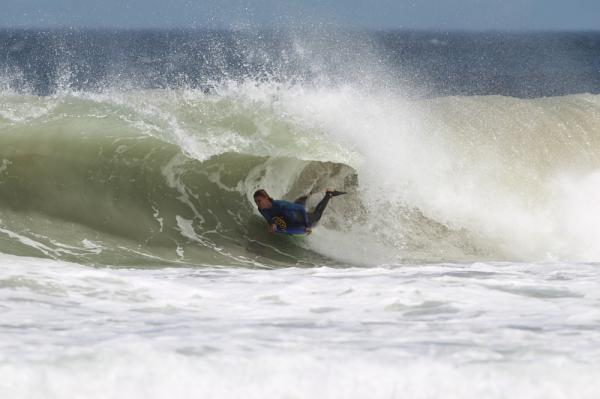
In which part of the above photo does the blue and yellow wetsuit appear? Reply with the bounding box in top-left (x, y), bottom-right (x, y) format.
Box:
top-left (258, 200), bottom-right (309, 231)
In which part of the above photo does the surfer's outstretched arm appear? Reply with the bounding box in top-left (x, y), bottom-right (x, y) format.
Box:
top-left (258, 209), bottom-right (277, 232)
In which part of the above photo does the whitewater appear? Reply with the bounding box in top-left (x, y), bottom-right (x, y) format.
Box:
top-left (2, 30), bottom-right (600, 398)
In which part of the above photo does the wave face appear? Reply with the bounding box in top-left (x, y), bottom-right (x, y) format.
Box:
top-left (2, 86), bottom-right (600, 265)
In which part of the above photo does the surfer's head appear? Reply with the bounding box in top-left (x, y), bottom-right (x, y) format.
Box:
top-left (253, 189), bottom-right (273, 209)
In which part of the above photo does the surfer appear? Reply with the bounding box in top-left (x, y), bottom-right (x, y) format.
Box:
top-left (254, 189), bottom-right (346, 234)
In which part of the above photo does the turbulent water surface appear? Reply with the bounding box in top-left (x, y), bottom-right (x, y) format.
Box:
top-left (2, 30), bottom-right (600, 398)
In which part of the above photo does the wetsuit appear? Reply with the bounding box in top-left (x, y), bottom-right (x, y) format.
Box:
top-left (259, 200), bottom-right (309, 230)
top-left (258, 194), bottom-right (332, 230)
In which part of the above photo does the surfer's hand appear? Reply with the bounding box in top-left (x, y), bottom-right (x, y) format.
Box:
top-left (269, 224), bottom-right (277, 233)
top-left (305, 227), bottom-right (312, 235)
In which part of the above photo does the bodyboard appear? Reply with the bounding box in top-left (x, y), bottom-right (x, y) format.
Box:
top-left (272, 216), bottom-right (306, 235)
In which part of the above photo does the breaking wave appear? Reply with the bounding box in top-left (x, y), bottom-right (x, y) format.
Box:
top-left (1, 83), bottom-right (600, 265)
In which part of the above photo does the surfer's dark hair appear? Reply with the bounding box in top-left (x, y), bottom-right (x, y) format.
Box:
top-left (253, 189), bottom-right (272, 201)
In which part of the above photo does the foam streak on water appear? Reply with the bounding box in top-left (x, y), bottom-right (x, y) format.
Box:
top-left (1, 254), bottom-right (600, 398)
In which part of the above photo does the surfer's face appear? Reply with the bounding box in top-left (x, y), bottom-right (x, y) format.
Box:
top-left (254, 195), bottom-right (272, 209)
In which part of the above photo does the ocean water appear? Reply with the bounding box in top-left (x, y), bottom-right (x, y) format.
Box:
top-left (2, 29), bottom-right (600, 398)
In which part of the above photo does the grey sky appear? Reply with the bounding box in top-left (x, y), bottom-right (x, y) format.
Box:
top-left (2, 0), bottom-right (599, 31)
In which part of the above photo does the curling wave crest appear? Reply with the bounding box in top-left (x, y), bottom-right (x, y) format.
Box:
top-left (2, 84), bottom-right (600, 265)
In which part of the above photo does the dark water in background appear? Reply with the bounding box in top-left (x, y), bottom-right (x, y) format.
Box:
top-left (1, 29), bottom-right (599, 97)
